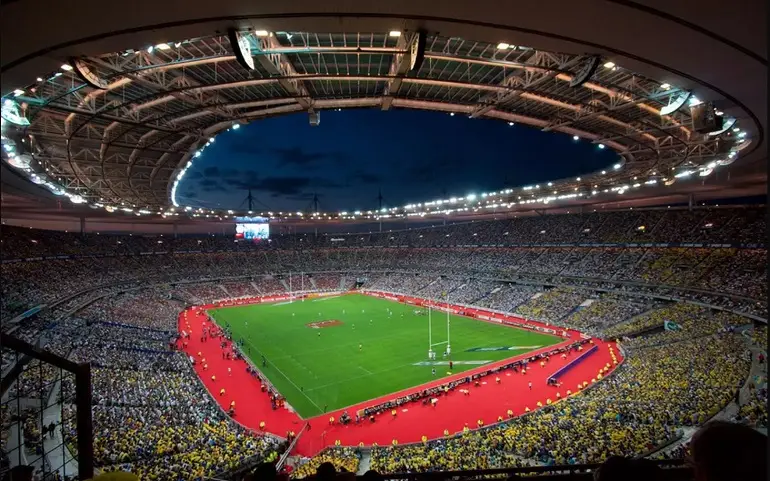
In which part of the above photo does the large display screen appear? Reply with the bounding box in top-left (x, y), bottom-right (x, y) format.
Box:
top-left (234, 216), bottom-right (269, 241)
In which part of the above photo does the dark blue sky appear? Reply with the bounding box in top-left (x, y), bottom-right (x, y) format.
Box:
top-left (176, 109), bottom-right (620, 212)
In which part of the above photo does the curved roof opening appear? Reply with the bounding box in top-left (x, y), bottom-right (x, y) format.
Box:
top-left (175, 109), bottom-right (620, 212)
top-left (0, 21), bottom-right (763, 222)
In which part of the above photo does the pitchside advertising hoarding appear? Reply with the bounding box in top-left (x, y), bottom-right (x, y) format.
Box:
top-left (234, 216), bottom-right (269, 241)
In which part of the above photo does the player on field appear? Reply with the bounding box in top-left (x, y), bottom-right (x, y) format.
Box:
top-left (432, 368), bottom-right (436, 377)
top-left (359, 343), bottom-right (363, 352)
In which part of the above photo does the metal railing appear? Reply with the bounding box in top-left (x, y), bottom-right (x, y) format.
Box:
top-left (362, 459), bottom-right (690, 481)
top-left (0, 333), bottom-right (93, 481)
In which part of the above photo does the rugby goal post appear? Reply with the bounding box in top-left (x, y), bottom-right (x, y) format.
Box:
top-left (427, 301), bottom-right (451, 360)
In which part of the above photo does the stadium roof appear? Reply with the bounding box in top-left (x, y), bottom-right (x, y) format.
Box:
top-left (1, 1), bottom-right (766, 222)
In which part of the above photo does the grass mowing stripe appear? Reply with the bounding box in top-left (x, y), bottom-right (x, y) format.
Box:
top-left (238, 334), bottom-right (325, 415)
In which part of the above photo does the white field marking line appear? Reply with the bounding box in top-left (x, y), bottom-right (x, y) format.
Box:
top-left (304, 361), bottom-right (418, 393)
top-left (220, 296), bottom-right (567, 416)
top-left (312, 296), bottom-right (341, 302)
top-left (272, 300), bottom-right (295, 306)
top-left (358, 366), bottom-right (373, 375)
top-left (268, 329), bottom-right (416, 361)
top-left (240, 337), bottom-right (324, 414)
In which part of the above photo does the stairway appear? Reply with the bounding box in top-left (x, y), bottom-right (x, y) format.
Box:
top-left (356, 449), bottom-right (372, 475)
top-left (250, 281), bottom-right (263, 294)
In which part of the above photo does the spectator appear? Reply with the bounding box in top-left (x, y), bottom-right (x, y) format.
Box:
top-left (689, 421), bottom-right (767, 481)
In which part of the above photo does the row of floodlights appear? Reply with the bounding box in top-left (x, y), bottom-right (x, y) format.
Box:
top-left (1, 39), bottom-right (748, 219)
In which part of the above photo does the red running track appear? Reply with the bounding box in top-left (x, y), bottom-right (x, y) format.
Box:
top-left (177, 303), bottom-right (622, 456)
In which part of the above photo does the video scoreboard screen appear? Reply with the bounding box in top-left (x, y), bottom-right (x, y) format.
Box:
top-left (234, 216), bottom-right (269, 241)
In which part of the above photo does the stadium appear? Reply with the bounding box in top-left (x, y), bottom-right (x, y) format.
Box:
top-left (0, 2), bottom-right (767, 481)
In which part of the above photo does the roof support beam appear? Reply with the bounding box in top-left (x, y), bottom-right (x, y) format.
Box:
top-left (471, 52), bottom-right (582, 119)
top-left (381, 33), bottom-right (412, 111)
top-left (254, 35), bottom-right (312, 110)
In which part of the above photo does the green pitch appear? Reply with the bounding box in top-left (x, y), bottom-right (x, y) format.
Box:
top-left (207, 293), bottom-right (561, 418)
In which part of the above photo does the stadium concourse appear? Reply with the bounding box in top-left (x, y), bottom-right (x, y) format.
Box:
top-left (0, 207), bottom-right (766, 479)
top-left (178, 297), bottom-right (621, 453)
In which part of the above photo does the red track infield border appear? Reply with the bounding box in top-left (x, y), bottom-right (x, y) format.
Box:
top-left (177, 291), bottom-right (623, 455)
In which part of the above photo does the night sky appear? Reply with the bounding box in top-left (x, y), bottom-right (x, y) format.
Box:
top-left (175, 109), bottom-right (620, 212)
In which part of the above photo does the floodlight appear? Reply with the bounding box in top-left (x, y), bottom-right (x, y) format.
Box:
top-left (71, 58), bottom-right (109, 89)
top-left (228, 28), bottom-right (255, 71)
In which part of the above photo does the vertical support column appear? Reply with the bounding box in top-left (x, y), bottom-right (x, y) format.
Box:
top-left (75, 363), bottom-right (93, 481)
top-left (79, 216), bottom-right (86, 237)
top-left (173, 222), bottom-right (178, 239)
top-left (688, 194), bottom-right (695, 211)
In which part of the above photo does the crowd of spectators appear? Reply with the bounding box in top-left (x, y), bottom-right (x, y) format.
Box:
top-left (557, 295), bottom-right (652, 334)
top-left (222, 281), bottom-right (259, 298)
top-left (449, 280), bottom-right (499, 305)
top-left (4, 300), bottom-right (282, 479)
top-left (736, 377), bottom-right (768, 428)
top-left (78, 290), bottom-right (181, 332)
top-left (366, 274), bottom-right (431, 294)
top-left (750, 325), bottom-right (767, 350)
top-left (1, 206), bottom-right (765, 479)
top-left (292, 448), bottom-right (360, 479)
top-left (259, 277), bottom-right (290, 295)
top-left (515, 287), bottom-right (589, 323)
top-left (619, 309), bottom-right (749, 350)
top-left (308, 274), bottom-right (344, 292)
top-left (603, 303), bottom-right (706, 340)
top-left (418, 277), bottom-right (465, 301)
top-left (476, 284), bottom-right (541, 313)
top-left (367, 329), bottom-right (751, 471)
top-left (1, 227), bottom-right (765, 323)
top-left (184, 284), bottom-right (229, 304)
top-left (2, 208), bottom-right (764, 263)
